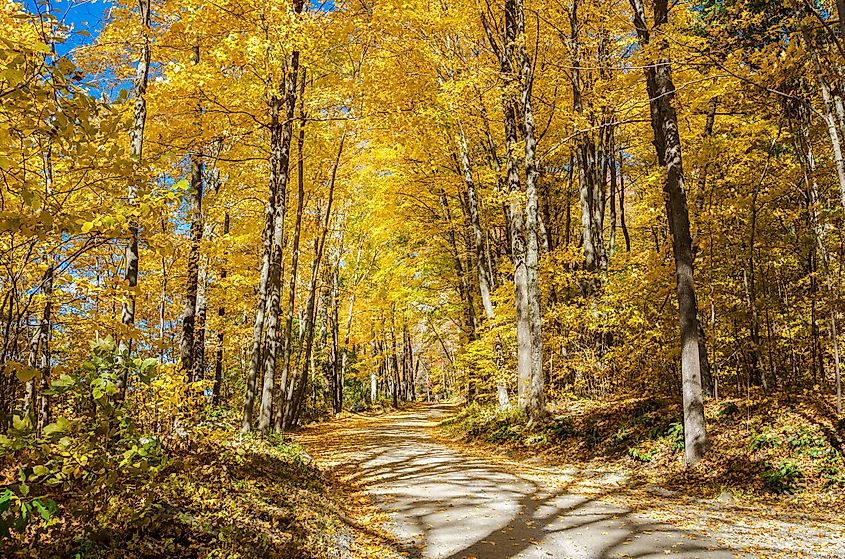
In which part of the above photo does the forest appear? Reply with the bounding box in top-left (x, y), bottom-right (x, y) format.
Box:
top-left (2, 0), bottom-right (845, 556)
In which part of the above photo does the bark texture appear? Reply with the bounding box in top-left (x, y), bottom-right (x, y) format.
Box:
top-left (630, 0), bottom-right (708, 466)
top-left (121, 0), bottom-right (152, 331)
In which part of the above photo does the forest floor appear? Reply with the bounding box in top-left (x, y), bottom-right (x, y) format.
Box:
top-left (0, 426), bottom-right (404, 558)
top-left (295, 403), bottom-right (845, 559)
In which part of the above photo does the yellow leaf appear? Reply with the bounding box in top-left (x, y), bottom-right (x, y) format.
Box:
top-left (16, 365), bottom-right (39, 383)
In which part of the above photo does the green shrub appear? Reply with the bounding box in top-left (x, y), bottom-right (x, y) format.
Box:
top-left (273, 440), bottom-right (312, 468)
top-left (489, 422), bottom-right (520, 443)
top-left (785, 427), bottom-right (827, 457)
top-left (632, 399), bottom-right (661, 418)
top-left (583, 423), bottom-right (602, 448)
top-left (611, 427), bottom-right (631, 445)
top-left (443, 403), bottom-right (528, 445)
top-left (0, 480), bottom-right (59, 539)
top-left (750, 428), bottom-right (782, 451)
top-left (761, 460), bottom-right (803, 494)
top-left (525, 433), bottom-right (549, 447)
top-left (815, 449), bottom-right (845, 487)
top-left (717, 401), bottom-right (739, 418)
top-left (0, 338), bottom-right (167, 541)
top-left (546, 417), bottom-right (575, 440)
top-left (628, 446), bottom-right (655, 462)
top-left (665, 422), bottom-right (684, 453)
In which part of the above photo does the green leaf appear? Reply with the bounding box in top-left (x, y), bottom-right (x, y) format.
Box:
top-left (0, 489), bottom-right (13, 514)
top-left (140, 358), bottom-right (158, 372)
top-left (31, 465), bottom-right (49, 478)
top-left (138, 357), bottom-right (158, 382)
top-left (12, 415), bottom-right (32, 433)
top-left (51, 373), bottom-right (76, 390)
top-left (43, 417), bottom-right (70, 439)
top-left (56, 57), bottom-right (76, 76)
top-left (0, 215), bottom-right (21, 232)
top-left (15, 502), bottom-right (29, 531)
top-left (31, 499), bottom-right (54, 522)
top-left (3, 360), bottom-right (22, 374)
top-left (33, 41), bottom-right (52, 54)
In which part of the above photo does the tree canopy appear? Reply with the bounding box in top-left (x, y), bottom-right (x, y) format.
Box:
top-left (2, 0), bottom-right (845, 552)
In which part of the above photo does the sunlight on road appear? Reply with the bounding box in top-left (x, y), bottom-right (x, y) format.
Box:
top-left (298, 405), bottom-right (744, 559)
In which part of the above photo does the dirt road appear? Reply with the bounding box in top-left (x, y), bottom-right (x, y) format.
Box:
top-left (296, 405), bottom-right (771, 558)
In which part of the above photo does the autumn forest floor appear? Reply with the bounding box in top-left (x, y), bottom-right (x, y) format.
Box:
top-left (7, 399), bottom-right (844, 557)
top-left (295, 403), bottom-right (845, 559)
top-left (0, 425), bottom-right (402, 558)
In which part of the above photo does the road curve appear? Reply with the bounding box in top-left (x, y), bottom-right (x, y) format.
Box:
top-left (297, 404), bottom-right (748, 559)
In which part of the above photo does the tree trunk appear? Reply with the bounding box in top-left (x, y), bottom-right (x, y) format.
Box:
top-left (458, 123), bottom-right (495, 321)
top-left (800, 125), bottom-right (842, 414)
top-left (213, 212), bottom-right (229, 405)
top-left (609, 128), bottom-right (617, 258)
top-left (258, 87), bottom-right (295, 435)
top-left (330, 259), bottom-right (342, 414)
top-left (694, 97), bottom-right (718, 220)
top-left (290, 246), bottom-right (321, 427)
top-left (340, 243), bottom-right (360, 410)
top-left (478, 96), bottom-right (513, 266)
top-left (275, 69), bottom-right (308, 432)
top-left (286, 132), bottom-right (343, 429)
top-left (291, 245), bottom-right (323, 427)
top-left (570, 0), bottom-right (606, 277)
top-left (37, 265), bottom-right (53, 431)
top-left (694, 98), bottom-right (717, 397)
top-left (619, 147), bottom-right (631, 252)
top-left (391, 322), bottom-right (400, 408)
top-left (179, 68), bottom-right (203, 378)
top-left (439, 189), bottom-right (477, 341)
top-left (241, 157), bottom-right (275, 432)
top-left (121, 0), bottom-right (151, 334)
top-left (456, 119), bottom-right (510, 408)
top-left (630, 0), bottom-right (707, 466)
top-left (159, 226), bottom-right (168, 362)
top-left (193, 224), bottom-right (212, 382)
top-left (810, 52), bottom-right (845, 213)
top-left (319, 265), bottom-right (332, 405)
top-left (25, 265), bottom-right (52, 431)
top-left (516, 0), bottom-right (544, 422)
top-left (483, 0), bottom-right (534, 411)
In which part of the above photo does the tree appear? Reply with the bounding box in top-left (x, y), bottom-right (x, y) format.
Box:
top-left (629, 0), bottom-right (708, 466)
top-left (121, 0), bottom-right (152, 336)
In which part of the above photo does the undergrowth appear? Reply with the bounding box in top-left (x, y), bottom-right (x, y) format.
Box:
top-left (1, 338), bottom-right (359, 558)
top-left (441, 395), bottom-right (845, 499)
top-left (1, 429), bottom-right (351, 558)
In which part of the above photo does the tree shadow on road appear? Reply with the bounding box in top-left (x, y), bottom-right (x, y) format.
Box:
top-left (297, 404), bottom-right (754, 559)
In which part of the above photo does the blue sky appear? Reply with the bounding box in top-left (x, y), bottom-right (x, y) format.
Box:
top-left (23, 0), bottom-right (337, 57)
top-left (23, 0), bottom-right (107, 55)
